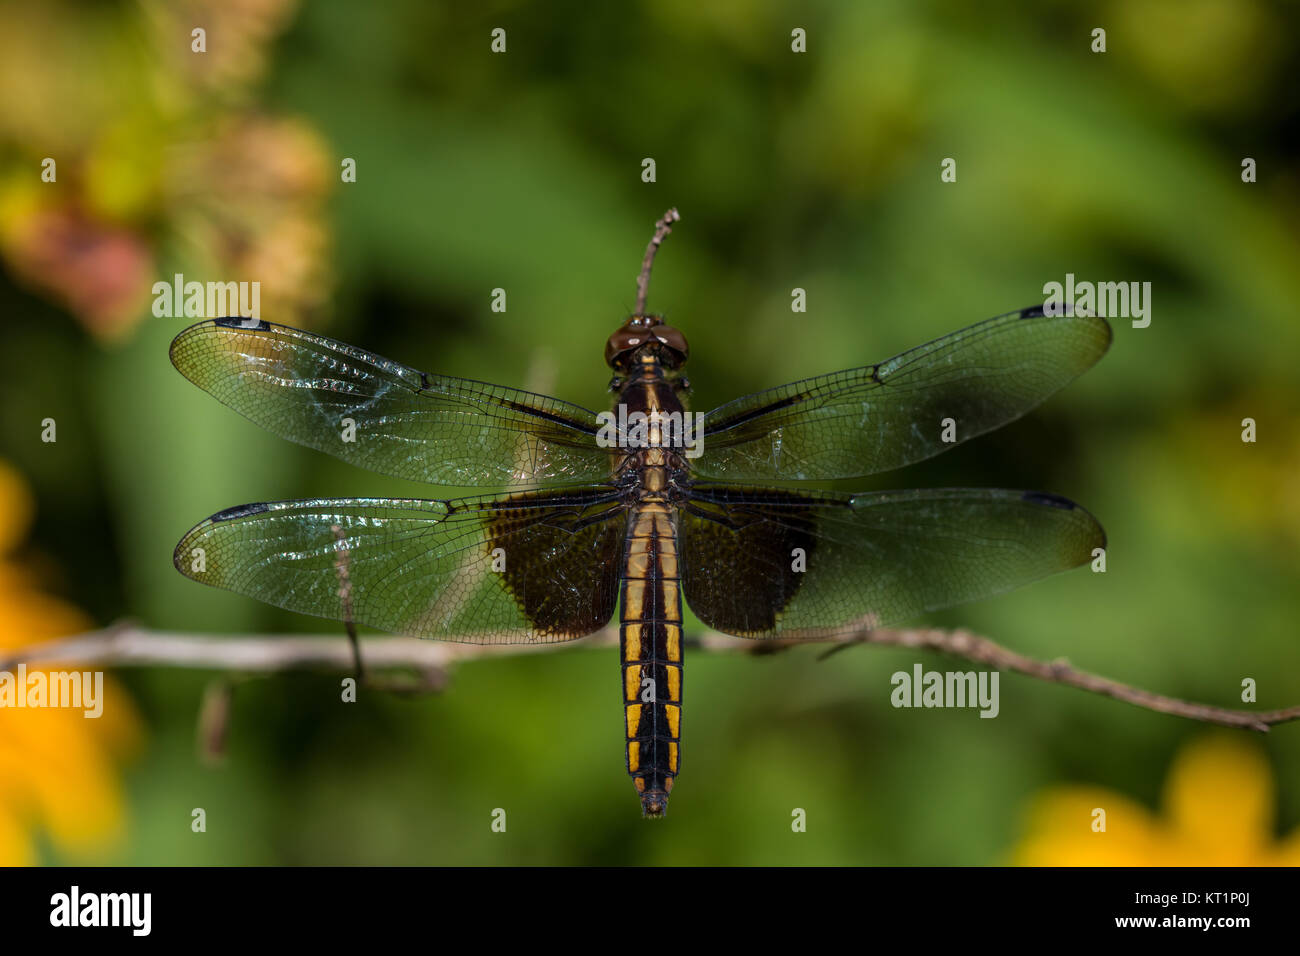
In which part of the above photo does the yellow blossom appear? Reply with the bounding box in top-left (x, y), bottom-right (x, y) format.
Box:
top-left (0, 460), bottom-right (141, 865)
top-left (1014, 735), bottom-right (1300, 866)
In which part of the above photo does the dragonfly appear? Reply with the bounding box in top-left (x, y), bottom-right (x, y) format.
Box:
top-left (171, 209), bottom-right (1110, 817)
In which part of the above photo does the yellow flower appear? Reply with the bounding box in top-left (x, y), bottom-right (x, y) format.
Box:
top-left (1014, 735), bottom-right (1300, 866)
top-left (0, 461), bottom-right (141, 865)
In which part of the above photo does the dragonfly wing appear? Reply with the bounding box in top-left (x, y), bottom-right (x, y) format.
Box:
top-left (680, 484), bottom-right (1104, 639)
top-left (171, 319), bottom-right (613, 488)
top-left (174, 489), bottom-right (625, 643)
top-left (694, 306), bottom-right (1110, 482)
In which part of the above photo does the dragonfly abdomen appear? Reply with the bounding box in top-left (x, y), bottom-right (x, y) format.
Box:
top-left (620, 501), bottom-right (683, 817)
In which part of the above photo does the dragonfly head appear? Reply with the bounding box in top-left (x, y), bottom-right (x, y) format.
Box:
top-left (605, 314), bottom-right (690, 371)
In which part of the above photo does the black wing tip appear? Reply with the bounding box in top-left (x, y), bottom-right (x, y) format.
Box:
top-left (1019, 300), bottom-right (1093, 319)
top-left (1018, 302), bottom-right (1113, 355)
top-left (210, 501), bottom-right (272, 522)
top-left (1019, 301), bottom-right (1101, 320)
top-left (1021, 490), bottom-right (1108, 550)
top-left (171, 316), bottom-right (272, 339)
top-left (214, 316), bottom-right (271, 330)
top-left (169, 317), bottom-right (272, 366)
top-left (173, 500), bottom-right (273, 573)
top-left (1020, 490), bottom-right (1076, 510)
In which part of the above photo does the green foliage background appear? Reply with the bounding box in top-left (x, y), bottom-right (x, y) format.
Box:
top-left (1, 0), bottom-right (1297, 863)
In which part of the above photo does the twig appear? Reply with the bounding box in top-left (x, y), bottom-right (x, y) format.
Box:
top-left (785, 626), bottom-right (1300, 733)
top-left (634, 207), bottom-right (680, 315)
top-left (3, 622), bottom-right (1298, 732)
top-left (0, 624), bottom-right (587, 674)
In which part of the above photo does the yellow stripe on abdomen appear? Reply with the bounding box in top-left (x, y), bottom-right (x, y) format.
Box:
top-left (620, 501), bottom-right (683, 817)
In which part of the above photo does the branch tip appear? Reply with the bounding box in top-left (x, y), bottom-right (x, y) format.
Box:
top-left (634, 207), bottom-right (681, 316)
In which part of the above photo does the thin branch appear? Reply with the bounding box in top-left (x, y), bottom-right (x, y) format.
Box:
top-left (634, 207), bottom-right (680, 315)
top-left (0, 624), bottom-right (573, 671)
top-left (3, 622), bottom-right (1297, 732)
top-left (794, 625), bottom-right (1300, 733)
top-left (0, 625), bottom-right (495, 686)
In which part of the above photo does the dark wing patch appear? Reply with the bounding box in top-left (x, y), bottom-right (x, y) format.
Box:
top-left (681, 484), bottom-right (1104, 639)
top-left (680, 489), bottom-right (822, 636)
top-left (175, 490), bottom-right (625, 643)
top-left (482, 494), bottom-right (626, 637)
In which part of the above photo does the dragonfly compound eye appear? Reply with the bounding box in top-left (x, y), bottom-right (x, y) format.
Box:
top-left (605, 327), bottom-right (650, 367)
top-left (650, 324), bottom-right (689, 366)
